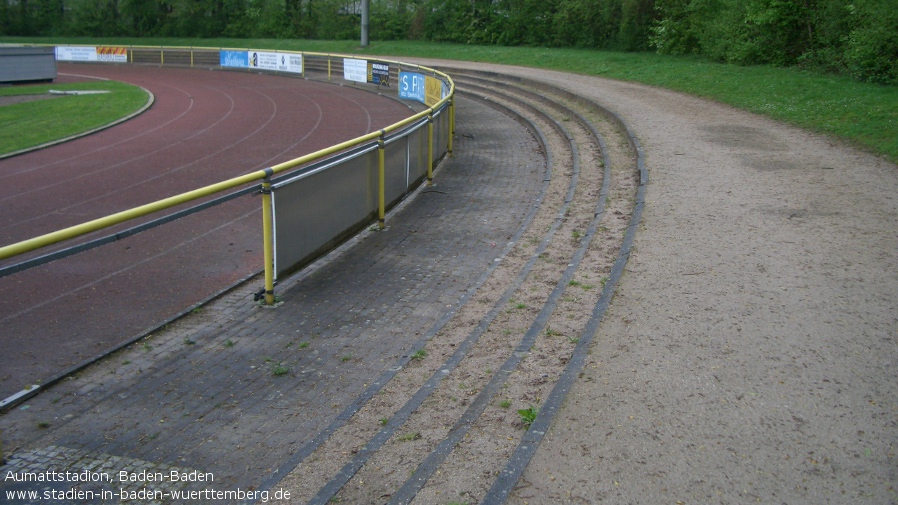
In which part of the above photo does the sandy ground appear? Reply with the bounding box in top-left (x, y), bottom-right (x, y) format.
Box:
top-left (439, 63), bottom-right (898, 504)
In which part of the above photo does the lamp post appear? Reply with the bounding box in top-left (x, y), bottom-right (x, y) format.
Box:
top-left (361, 0), bottom-right (370, 47)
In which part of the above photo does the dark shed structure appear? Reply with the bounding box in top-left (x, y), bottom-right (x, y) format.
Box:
top-left (0, 46), bottom-right (57, 84)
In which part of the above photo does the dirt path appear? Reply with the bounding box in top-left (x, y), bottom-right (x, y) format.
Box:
top-left (424, 62), bottom-right (897, 504)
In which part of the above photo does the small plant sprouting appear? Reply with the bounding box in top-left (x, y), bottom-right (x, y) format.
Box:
top-left (183, 337), bottom-right (196, 346)
top-left (271, 364), bottom-right (290, 376)
top-left (379, 417), bottom-right (389, 426)
top-left (224, 339), bottom-right (235, 348)
top-left (341, 354), bottom-right (353, 362)
top-left (569, 280), bottom-right (594, 290)
top-left (142, 340), bottom-right (152, 351)
top-left (518, 405), bottom-right (539, 428)
top-left (499, 399), bottom-right (512, 409)
top-left (545, 326), bottom-right (562, 337)
top-left (398, 432), bottom-right (421, 442)
top-left (36, 421), bottom-right (51, 429)
top-left (411, 349), bottom-right (427, 360)
top-left (298, 341), bottom-right (310, 349)
top-left (572, 229), bottom-right (582, 240)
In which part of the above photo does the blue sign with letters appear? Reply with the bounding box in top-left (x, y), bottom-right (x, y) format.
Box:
top-left (399, 71), bottom-right (426, 104)
top-left (220, 51), bottom-right (248, 68)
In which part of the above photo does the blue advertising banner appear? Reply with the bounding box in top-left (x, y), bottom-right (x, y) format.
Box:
top-left (399, 71), bottom-right (426, 104)
top-left (220, 51), bottom-right (248, 68)
top-left (369, 62), bottom-right (390, 86)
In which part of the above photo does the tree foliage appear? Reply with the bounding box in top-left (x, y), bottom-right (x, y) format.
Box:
top-left (1, 0), bottom-right (894, 83)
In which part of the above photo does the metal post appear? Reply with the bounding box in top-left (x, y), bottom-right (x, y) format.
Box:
top-left (261, 170), bottom-right (276, 304)
top-left (378, 135), bottom-right (386, 229)
top-left (427, 114), bottom-right (434, 185)
top-left (361, 0), bottom-right (370, 47)
top-left (449, 99), bottom-right (455, 157)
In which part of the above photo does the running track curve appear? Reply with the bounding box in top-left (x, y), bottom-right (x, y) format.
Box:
top-left (0, 63), bottom-right (416, 400)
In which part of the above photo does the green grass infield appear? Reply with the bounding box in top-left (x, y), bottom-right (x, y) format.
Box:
top-left (0, 80), bottom-right (150, 156)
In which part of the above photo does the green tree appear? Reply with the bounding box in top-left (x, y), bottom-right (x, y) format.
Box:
top-left (843, 0), bottom-right (898, 83)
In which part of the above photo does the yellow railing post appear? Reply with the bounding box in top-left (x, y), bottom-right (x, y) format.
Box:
top-left (378, 134), bottom-right (386, 229)
top-left (261, 170), bottom-right (276, 305)
top-left (449, 99), bottom-right (455, 157)
top-left (328, 57), bottom-right (332, 80)
top-left (427, 114), bottom-right (434, 186)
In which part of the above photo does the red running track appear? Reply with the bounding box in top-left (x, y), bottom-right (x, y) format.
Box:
top-left (0, 63), bottom-right (416, 400)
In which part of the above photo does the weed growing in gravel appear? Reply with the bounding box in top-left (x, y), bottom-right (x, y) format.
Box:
top-left (398, 432), bottom-right (421, 441)
top-left (411, 349), bottom-right (427, 360)
top-left (271, 364), bottom-right (290, 376)
top-left (569, 279), bottom-right (594, 290)
top-left (518, 405), bottom-right (539, 428)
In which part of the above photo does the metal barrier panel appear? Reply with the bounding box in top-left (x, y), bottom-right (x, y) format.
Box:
top-left (384, 136), bottom-right (410, 206)
top-left (435, 106), bottom-right (450, 163)
top-left (408, 125), bottom-right (428, 183)
top-left (192, 49), bottom-right (220, 67)
top-left (0, 46), bottom-right (56, 83)
top-left (272, 147), bottom-right (379, 279)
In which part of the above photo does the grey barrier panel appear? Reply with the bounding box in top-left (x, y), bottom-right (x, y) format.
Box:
top-left (384, 135), bottom-right (410, 206)
top-left (272, 147), bottom-right (379, 279)
top-left (432, 106), bottom-right (448, 165)
top-left (0, 46), bottom-right (56, 83)
top-left (408, 125), bottom-right (427, 183)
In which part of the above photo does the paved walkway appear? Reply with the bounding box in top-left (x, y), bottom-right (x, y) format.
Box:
top-left (0, 94), bottom-right (546, 502)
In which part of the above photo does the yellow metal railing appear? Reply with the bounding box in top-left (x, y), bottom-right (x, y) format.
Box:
top-left (0, 45), bottom-right (455, 306)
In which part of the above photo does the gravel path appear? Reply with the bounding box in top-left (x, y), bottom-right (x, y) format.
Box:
top-left (421, 61), bottom-right (897, 504)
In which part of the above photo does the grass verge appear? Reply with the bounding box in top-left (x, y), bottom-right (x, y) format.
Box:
top-left (1, 36), bottom-right (896, 162)
top-left (0, 80), bottom-right (149, 156)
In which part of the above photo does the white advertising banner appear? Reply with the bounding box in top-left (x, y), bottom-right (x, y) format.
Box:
top-left (343, 58), bottom-right (368, 83)
top-left (249, 50), bottom-right (302, 74)
top-left (56, 46), bottom-right (99, 62)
